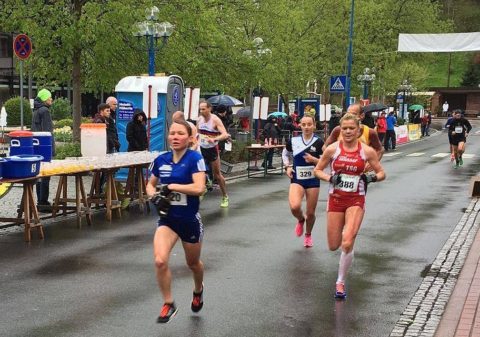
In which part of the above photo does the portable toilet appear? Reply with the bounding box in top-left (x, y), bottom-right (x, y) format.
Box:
top-left (115, 75), bottom-right (184, 181)
top-left (115, 75), bottom-right (184, 153)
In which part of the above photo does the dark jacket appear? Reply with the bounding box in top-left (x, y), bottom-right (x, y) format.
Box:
top-left (126, 110), bottom-right (148, 151)
top-left (93, 113), bottom-right (119, 153)
top-left (32, 98), bottom-right (55, 155)
top-left (264, 120), bottom-right (281, 139)
top-left (32, 98), bottom-right (53, 133)
top-left (362, 112), bottom-right (375, 128)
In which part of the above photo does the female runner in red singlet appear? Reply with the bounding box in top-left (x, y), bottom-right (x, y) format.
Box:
top-left (314, 113), bottom-right (385, 299)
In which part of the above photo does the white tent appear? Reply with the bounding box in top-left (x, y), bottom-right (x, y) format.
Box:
top-left (398, 32), bottom-right (480, 52)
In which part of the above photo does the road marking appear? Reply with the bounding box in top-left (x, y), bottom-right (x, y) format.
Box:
top-left (431, 153), bottom-right (451, 158)
top-left (406, 152), bottom-right (425, 157)
top-left (463, 154), bottom-right (475, 159)
top-left (383, 152), bottom-right (403, 157)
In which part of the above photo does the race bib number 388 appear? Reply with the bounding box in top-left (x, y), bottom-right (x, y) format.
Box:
top-left (296, 166), bottom-right (314, 180)
top-left (335, 174), bottom-right (360, 192)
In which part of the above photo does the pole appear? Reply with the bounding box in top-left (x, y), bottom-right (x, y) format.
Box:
top-left (147, 85), bottom-right (152, 150)
top-left (363, 80), bottom-right (368, 99)
top-left (148, 35), bottom-right (155, 76)
top-left (20, 60), bottom-right (24, 130)
top-left (447, 52), bottom-right (452, 88)
top-left (345, 0), bottom-right (355, 109)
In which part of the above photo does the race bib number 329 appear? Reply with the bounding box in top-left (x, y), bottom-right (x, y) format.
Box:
top-left (296, 166), bottom-right (314, 180)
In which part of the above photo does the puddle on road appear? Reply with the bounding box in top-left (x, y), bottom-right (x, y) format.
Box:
top-left (35, 255), bottom-right (97, 276)
top-left (420, 264), bottom-right (432, 277)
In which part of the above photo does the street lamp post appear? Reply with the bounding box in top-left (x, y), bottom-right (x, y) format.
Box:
top-left (133, 6), bottom-right (174, 76)
top-left (398, 80), bottom-right (414, 121)
top-left (357, 67), bottom-right (375, 100)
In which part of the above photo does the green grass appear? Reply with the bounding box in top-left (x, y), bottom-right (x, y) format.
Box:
top-left (425, 53), bottom-right (473, 87)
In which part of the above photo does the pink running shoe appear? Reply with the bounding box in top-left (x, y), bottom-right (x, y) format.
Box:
top-left (295, 219), bottom-right (305, 237)
top-left (304, 234), bottom-right (313, 247)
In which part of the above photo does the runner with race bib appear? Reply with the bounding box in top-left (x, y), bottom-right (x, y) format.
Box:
top-left (147, 120), bottom-right (207, 323)
top-left (282, 115), bottom-right (324, 247)
top-left (448, 109), bottom-right (472, 168)
top-left (314, 113), bottom-right (385, 299)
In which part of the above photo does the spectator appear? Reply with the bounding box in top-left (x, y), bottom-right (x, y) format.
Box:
top-left (362, 111), bottom-right (375, 128)
top-left (328, 111), bottom-right (341, 135)
top-left (385, 111), bottom-right (397, 151)
top-left (426, 112), bottom-right (432, 136)
top-left (239, 117), bottom-right (250, 131)
top-left (376, 111), bottom-right (387, 143)
top-left (93, 103), bottom-right (119, 154)
top-left (421, 113), bottom-right (429, 137)
top-left (283, 116), bottom-right (296, 142)
top-left (106, 96), bottom-right (118, 122)
top-left (126, 108), bottom-right (148, 151)
top-left (32, 88), bottom-right (54, 208)
top-left (442, 101), bottom-right (449, 116)
top-left (262, 117), bottom-right (281, 169)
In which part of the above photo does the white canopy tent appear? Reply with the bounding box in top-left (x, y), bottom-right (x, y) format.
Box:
top-left (398, 32), bottom-right (480, 52)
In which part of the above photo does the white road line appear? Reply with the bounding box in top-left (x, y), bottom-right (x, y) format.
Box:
top-left (431, 153), bottom-right (451, 158)
top-left (463, 154), bottom-right (475, 159)
top-left (383, 152), bottom-right (403, 157)
top-left (406, 152), bottom-right (425, 157)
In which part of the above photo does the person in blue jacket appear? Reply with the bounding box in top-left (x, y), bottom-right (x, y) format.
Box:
top-left (384, 111), bottom-right (397, 151)
top-left (146, 120), bottom-right (206, 323)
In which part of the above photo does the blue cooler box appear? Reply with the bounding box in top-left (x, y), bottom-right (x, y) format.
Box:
top-left (3, 154), bottom-right (43, 179)
top-left (9, 130), bottom-right (34, 156)
top-left (0, 157), bottom-right (5, 179)
top-left (33, 132), bottom-right (53, 162)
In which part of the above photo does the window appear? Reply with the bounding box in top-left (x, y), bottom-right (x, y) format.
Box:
top-left (0, 36), bottom-right (10, 58)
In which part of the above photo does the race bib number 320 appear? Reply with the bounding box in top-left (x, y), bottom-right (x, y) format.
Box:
top-left (336, 174), bottom-right (360, 192)
top-left (170, 192), bottom-right (187, 206)
top-left (296, 166), bottom-right (314, 180)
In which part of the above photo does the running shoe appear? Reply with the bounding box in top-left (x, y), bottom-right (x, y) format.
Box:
top-left (157, 302), bottom-right (178, 323)
top-left (304, 234), bottom-right (313, 248)
top-left (450, 153), bottom-right (455, 162)
top-left (220, 196), bottom-right (229, 208)
top-left (334, 282), bottom-right (347, 300)
top-left (459, 157), bottom-right (464, 166)
top-left (295, 219), bottom-right (305, 237)
top-left (191, 285), bottom-right (204, 313)
top-left (206, 179), bottom-right (213, 191)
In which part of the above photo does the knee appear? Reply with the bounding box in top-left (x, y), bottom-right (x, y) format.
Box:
top-left (329, 243), bottom-right (340, 251)
top-left (290, 204), bottom-right (302, 214)
top-left (154, 256), bottom-right (168, 271)
top-left (187, 259), bottom-right (203, 272)
top-left (341, 239), bottom-right (354, 253)
top-left (305, 211), bottom-right (316, 220)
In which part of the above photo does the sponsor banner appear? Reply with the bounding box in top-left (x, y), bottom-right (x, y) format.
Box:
top-left (408, 124), bottom-right (421, 141)
top-left (395, 125), bottom-right (408, 144)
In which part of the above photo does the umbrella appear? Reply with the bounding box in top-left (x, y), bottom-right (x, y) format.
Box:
top-left (363, 103), bottom-right (388, 114)
top-left (235, 106), bottom-right (251, 118)
top-left (207, 95), bottom-right (243, 107)
top-left (267, 111), bottom-right (288, 119)
top-left (408, 104), bottom-right (424, 111)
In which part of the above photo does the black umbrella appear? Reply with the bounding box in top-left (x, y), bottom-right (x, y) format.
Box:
top-left (235, 106), bottom-right (251, 118)
top-left (363, 103), bottom-right (388, 114)
top-left (207, 95), bottom-right (243, 107)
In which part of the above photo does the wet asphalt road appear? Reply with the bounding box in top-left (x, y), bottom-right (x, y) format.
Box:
top-left (1, 123), bottom-right (479, 337)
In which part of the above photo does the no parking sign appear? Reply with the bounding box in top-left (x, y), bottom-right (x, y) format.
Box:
top-left (13, 34), bottom-right (32, 60)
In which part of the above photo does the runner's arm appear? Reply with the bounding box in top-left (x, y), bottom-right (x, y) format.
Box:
top-left (465, 119), bottom-right (473, 134)
top-left (364, 146), bottom-right (386, 182)
top-left (282, 148), bottom-right (293, 166)
top-left (146, 175), bottom-right (159, 197)
top-left (168, 171), bottom-right (206, 196)
top-left (213, 116), bottom-right (230, 141)
top-left (314, 145), bottom-right (335, 182)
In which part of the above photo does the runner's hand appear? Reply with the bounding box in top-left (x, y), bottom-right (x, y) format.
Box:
top-left (303, 153), bottom-right (316, 163)
top-left (285, 166), bottom-right (294, 179)
top-left (151, 193), bottom-right (171, 217)
top-left (361, 172), bottom-right (377, 185)
top-left (329, 174), bottom-right (342, 185)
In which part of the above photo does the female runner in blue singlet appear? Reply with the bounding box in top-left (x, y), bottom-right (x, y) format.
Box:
top-left (146, 120), bottom-right (206, 323)
top-left (282, 115), bottom-right (324, 247)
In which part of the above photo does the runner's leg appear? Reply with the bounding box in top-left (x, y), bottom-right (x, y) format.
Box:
top-left (327, 212), bottom-right (345, 251)
top-left (182, 241), bottom-right (204, 293)
top-left (153, 226), bottom-right (179, 304)
top-left (289, 183), bottom-right (306, 221)
top-left (304, 187), bottom-right (320, 235)
top-left (210, 157), bottom-right (227, 197)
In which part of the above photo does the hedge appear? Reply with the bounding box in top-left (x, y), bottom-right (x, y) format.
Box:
top-left (4, 96), bottom-right (32, 127)
top-left (50, 98), bottom-right (72, 120)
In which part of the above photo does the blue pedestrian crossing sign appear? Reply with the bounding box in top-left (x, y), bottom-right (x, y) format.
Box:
top-left (330, 75), bottom-right (347, 93)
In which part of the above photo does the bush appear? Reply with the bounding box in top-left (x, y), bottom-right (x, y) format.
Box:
top-left (397, 117), bottom-right (405, 126)
top-left (4, 96), bottom-right (32, 127)
top-left (50, 97), bottom-right (72, 120)
top-left (53, 126), bottom-right (73, 142)
top-left (54, 118), bottom-right (73, 128)
top-left (54, 142), bottom-right (81, 159)
top-left (222, 140), bottom-right (252, 163)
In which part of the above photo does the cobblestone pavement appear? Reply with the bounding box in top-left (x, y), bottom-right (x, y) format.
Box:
top-left (390, 198), bottom-right (480, 337)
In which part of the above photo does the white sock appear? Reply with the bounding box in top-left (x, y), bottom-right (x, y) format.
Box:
top-left (337, 250), bottom-right (354, 284)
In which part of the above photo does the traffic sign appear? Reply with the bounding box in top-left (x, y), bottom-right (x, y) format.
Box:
top-left (13, 34), bottom-right (32, 60)
top-left (330, 75), bottom-right (347, 93)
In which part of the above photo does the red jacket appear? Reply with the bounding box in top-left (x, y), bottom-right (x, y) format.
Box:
top-left (376, 117), bottom-right (387, 133)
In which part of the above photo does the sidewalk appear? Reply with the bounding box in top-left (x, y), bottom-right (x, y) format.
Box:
top-left (390, 198), bottom-right (480, 337)
top-left (435, 198), bottom-right (480, 337)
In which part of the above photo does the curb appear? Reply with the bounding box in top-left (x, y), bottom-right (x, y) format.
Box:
top-left (390, 198), bottom-right (480, 337)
